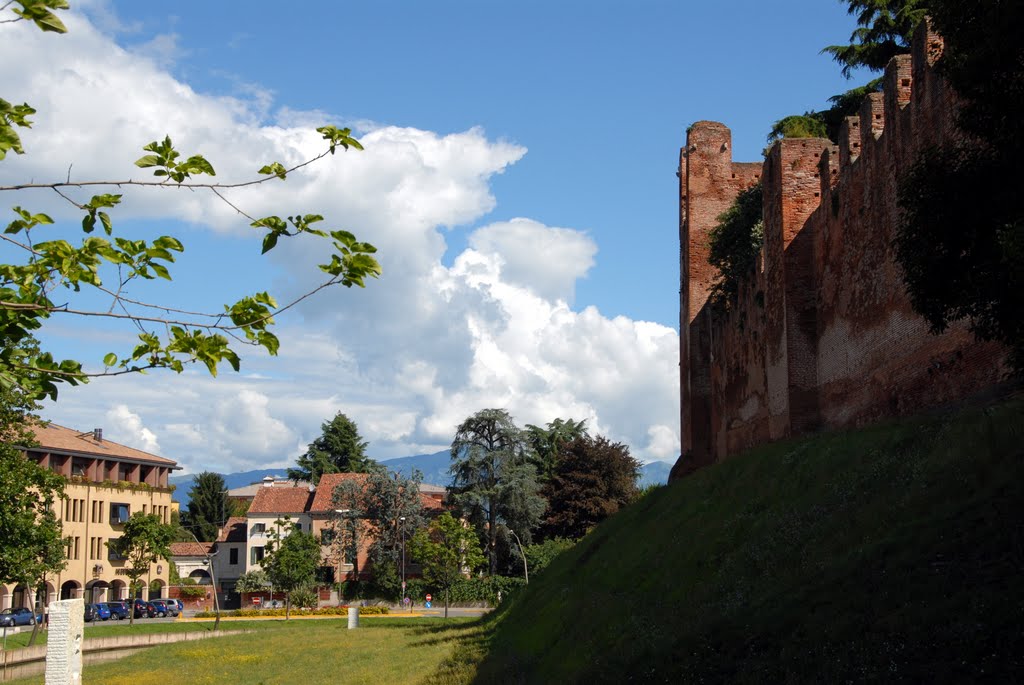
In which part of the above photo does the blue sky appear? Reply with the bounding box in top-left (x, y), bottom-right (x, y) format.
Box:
top-left (0, 0), bottom-right (868, 474)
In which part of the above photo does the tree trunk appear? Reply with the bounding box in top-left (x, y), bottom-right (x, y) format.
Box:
top-left (444, 587), bottom-right (449, 619)
top-left (285, 594), bottom-right (291, 620)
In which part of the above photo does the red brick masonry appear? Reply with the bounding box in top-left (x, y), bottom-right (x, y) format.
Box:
top-left (673, 22), bottom-right (1007, 478)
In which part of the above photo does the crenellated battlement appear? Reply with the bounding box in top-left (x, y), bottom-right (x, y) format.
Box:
top-left (673, 21), bottom-right (1007, 479)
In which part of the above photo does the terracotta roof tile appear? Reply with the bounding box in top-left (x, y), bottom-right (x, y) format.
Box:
top-left (169, 542), bottom-right (212, 557)
top-left (27, 422), bottom-right (177, 466)
top-left (249, 485), bottom-right (315, 514)
top-left (217, 517), bottom-right (247, 543)
top-left (310, 473), bottom-right (368, 512)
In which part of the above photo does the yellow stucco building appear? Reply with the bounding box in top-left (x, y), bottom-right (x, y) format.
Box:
top-left (0, 423), bottom-right (178, 611)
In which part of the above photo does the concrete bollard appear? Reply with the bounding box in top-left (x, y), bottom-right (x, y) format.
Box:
top-left (45, 598), bottom-right (84, 685)
top-left (347, 606), bottom-right (359, 630)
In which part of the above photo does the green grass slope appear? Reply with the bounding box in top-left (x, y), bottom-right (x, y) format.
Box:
top-left (474, 397), bottom-right (1024, 683)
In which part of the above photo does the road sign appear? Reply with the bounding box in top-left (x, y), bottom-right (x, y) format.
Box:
top-left (401, 581), bottom-right (406, 590)
top-left (403, 597), bottom-right (411, 606)
top-left (424, 601), bottom-right (432, 608)
top-left (425, 593), bottom-right (432, 602)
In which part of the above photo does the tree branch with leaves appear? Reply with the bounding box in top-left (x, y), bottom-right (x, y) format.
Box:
top-left (0, 1), bottom-right (382, 400)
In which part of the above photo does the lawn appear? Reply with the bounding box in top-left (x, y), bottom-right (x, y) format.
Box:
top-left (5, 617), bottom-right (483, 685)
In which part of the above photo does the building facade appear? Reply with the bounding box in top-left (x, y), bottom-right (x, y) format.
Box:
top-left (1, 423), bottom-right (178, 612)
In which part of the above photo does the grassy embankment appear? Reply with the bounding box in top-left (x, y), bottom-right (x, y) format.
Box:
top-left (462, 395), bottom-right (1023, 683)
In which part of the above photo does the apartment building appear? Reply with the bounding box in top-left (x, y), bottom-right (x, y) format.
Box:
top-left (0, 423), bottom-right (178, 611)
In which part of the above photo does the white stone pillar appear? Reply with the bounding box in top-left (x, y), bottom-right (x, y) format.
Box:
top-left (45, 598), bottom-right (84, 685)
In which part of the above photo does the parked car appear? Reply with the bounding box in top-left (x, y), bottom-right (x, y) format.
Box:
top-left (91, 603), bottom-right (111, 621)
top-left (105, 602), bottom-right (129, 620)
top-left (155, 599), bottom-right (180, 617)
top-left (149, 600), bottom-right (173, 618)
top-left (132, 599), bottom-right (156, 619)
top-left (167, 599), bottom-right (184, 614)
top-left (0, 607), bottom-right (43, 627)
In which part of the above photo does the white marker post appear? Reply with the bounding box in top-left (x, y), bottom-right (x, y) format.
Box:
top-left (45, 598), bottom-right (84, 685)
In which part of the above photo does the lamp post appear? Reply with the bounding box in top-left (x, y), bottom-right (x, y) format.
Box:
top-left (184, 528), bottom-right (221, 631)
top-left (334, 509), bottom-right (352, 600)
top-left (508, 528), bottom-right (528, 585)
top-left (399, 516), bottom-right (407, 611)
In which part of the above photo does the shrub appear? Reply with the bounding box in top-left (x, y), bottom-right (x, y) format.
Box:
top-left (707, 182), bottom-right (764, 308)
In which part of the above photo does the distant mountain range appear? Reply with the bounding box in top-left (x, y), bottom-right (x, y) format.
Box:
top-left (170, 450), bottom-right (672, 505)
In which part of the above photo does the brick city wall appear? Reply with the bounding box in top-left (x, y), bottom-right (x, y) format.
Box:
top-left (673, 22), bottom-right (1007, 478)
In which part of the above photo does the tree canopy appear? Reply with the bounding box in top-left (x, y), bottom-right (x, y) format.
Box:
top-left (449, 408), bottom-right (545, 576)
top-left (289, 413), bottom-right (375, 484)
top-left (895, 0), bottom-right (1024, 371)
top-left (263, 518), bottom-right (321, 619)
top-left (109, 512), bottom-right (173, 626)
top-left (183, 472), bottom-right (229, 542)
top-left (541, 435), bottom-right (641, 540)
top-left (410, 512), bottom-right (485, 619)
top-left (361, 468), bottom-right (426, 598)
top-left (0, 2), bottom-right (381, 401)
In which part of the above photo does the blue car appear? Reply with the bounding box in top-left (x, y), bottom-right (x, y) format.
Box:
top-left (0, 607), bottom-right (43, 627)
top-left (104, 601), bottom-right (129, 620)
top-left (84, 603), bottom-right (111, 622)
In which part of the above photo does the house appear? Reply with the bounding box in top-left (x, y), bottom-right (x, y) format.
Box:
top-left (236, 473), bottom-right (446, 604)
top-left (1, 423), bottom-right (178, 612)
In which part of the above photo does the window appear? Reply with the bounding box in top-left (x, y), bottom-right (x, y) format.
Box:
top-left (320, 529), bottom-right (335, 545)
top-left (251, 523), bottom-right (266, 535)
top-left (71, 458), bottom-right (88, 477)
top-left (107, 538), bottom-right (126, 561)
top-left (229, 548), bottom-right (239, 565)
top-left (110, 503), bottom-right (130, 524)
top-left (250, 547), bottom-right (265, 565)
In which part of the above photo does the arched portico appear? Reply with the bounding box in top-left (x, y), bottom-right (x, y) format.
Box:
top-left (148, 580), bottom-right (164, 600)
top-left (111, 579), bottom-right (128, 600)
top-left (189, 569), bottom-right (212, 584)
top-left (85, 579), bottom-right (110, 603)
top-left (59, 580), bottom-right (82, 600)
top-left (132, 580), bottom-right (147, 599)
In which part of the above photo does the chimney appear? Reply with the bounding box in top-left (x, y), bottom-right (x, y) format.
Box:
top-left (263, 475), bottom-right (275, 487)
top-left (93, 428), bottom-right (103, 442)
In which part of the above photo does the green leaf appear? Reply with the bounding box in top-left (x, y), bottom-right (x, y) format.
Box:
top-left (134, 154), bottom-right (162, 169)
top-left (103, 353), bottom-right (117, 367)
top-left (261, 233), bottom-right (279, 254)
top-left (258, 162), bottom-right (288, 180)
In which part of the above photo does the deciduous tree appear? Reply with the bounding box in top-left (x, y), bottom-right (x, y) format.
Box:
top-left (263, 517), bottom-right (321, 619)
top-left (410, 512), bottom-right (484, 619)
top-left (0, 2), bottom-right (381, 401)
top-left (524, 418), bottom-right (588, 484)
top-left (541, 435), bottom-right (641, 540)
top-left (361, 468), bottom-right (426, 598)
top-left (108, 512), bottom-right (173, 626)
top-left (895, 0), bottom-right (1024, 371)
top-left (0, 359), bottom-right (66, 646)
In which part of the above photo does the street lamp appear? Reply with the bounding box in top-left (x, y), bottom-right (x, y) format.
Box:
top-left (399, 516), bottom-right (407, 612)
top-left (184, 528), bottom-right (221, 631)
top-left (508, 528), bottom-right (528, 585)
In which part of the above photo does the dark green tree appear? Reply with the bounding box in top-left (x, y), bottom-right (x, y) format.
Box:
top-left (449, 409), bottom-right (546, 575)
top-left (895, 0), bottom-right (1024, 371)
top-left (410, 512), bottom-right (485, 619)
top-left (289, 413), bottom-right (374, 484)
top-left (524, 418), bottom-right (588, 484)
top-left (823, 0), bottom-right (927, 77)
top-left (183, 472), bottom-right (228, 542)
top-left (770, 1), bottom-right (926, 144)
top-left (263, 517), bottom-right (321, 619)
top-left (108, 512), bottom-right (174, 626)
top-left (541, 435), bottom-right (641, 540)
top-left (707, 182), bottom-right (764, 307)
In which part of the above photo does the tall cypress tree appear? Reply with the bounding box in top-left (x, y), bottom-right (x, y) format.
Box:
top-left (184, 472), bottom-right (228, 542)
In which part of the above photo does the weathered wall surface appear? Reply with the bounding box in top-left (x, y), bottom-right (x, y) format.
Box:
top-left (673, 23), bottom-right (1007, 478)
